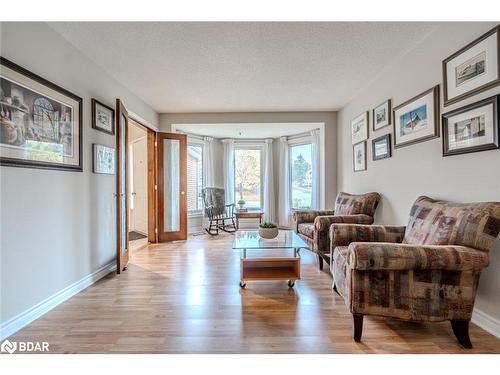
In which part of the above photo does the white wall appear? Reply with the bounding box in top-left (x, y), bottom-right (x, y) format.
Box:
top-left (337, 22), bottom-right (500, 325)
top-left (0, 22), bottom-right (159, 327)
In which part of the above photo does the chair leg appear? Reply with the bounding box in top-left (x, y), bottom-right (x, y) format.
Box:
top-left (353, 314), bottom-right (364, 342)
top-left (317, 254), bottom-right (324, 271)
top-left (451, 320), bottom-right (472, 349)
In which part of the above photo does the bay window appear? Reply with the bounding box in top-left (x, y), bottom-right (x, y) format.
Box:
top-left (234, 146), bottom-right (263, 209)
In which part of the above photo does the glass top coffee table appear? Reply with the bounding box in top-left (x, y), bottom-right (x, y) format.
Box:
top-left (232, 230), bottom-right (309, 288)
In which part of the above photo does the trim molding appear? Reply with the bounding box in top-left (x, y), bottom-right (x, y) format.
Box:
top-left (0, 261), bottom-right (116, 340)
top-left (472, 308), bottom-right (500, 338)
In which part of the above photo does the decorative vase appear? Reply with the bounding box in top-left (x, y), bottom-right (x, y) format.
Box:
top-left (258, 226), bottom-right (279, 239)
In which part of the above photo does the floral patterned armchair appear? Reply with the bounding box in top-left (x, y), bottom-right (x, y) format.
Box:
top-left (330, 196), bottom-right (500, 348)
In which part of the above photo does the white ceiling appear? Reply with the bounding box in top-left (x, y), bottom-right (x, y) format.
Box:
top-left (48, 22), bottom-right (439, 113)
top-left (173, 122), bottom-right (323, 139)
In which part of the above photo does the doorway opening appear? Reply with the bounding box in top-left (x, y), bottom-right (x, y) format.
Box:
top-left (128, 119), bottom-right (149, 251)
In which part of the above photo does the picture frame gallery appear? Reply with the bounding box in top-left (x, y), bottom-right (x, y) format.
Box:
top-left (0, 57), bottom-right (83, 171)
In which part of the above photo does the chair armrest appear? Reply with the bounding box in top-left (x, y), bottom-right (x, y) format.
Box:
top-left (293, 210), bottom-right (335, 231)
top-left (330, 224), bottom-right (406, 247)
top-left (347, 243), bottom-right (490, 272)
top-left (315, 215), bottom-right (374, 232)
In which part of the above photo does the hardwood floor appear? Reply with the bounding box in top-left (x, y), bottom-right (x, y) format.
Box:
top-left (9, 233), bottom-right (500, 354)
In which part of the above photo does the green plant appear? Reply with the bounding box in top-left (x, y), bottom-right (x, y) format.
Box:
top-left (259, 221), bottom-right (277, 229)
top-left (237, 199), bottom-right (246, 205)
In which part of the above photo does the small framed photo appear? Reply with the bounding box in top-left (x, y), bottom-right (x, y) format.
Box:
top-left (373, 99), bottom-right (391, 131)
top-left (353, 141), bottom-right (367, 172)
top-left (372, 134), bottom-right (391, 160)
top-left (393, 85), bottom-right (440, 149)
top-left (351, 111), bottom-right (368, 144)
top-left (442, 95), bottom-right (499, 156)
top-left (443, 25), bottom-right (500, 106)
top-left (93, 144), bottom-right (115, 174)
top-left (92, 99), bottom-right (115, 135)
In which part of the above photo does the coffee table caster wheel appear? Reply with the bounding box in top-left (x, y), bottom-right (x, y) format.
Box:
top-left (288, 280), bottom-right (295, 288)
top-left (239, 281), bottom-right (246, 288)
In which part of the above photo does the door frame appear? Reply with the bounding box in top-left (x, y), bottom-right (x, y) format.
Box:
top-left (116, 104), bottom-right (158, 274)
top-left (127, 118), bottom-right (157, 244)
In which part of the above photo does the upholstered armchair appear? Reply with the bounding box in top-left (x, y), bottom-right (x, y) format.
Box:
top-left (293, 192), bottom-right (381, 271)
top-left (330, 196), bottom-right (500, 348)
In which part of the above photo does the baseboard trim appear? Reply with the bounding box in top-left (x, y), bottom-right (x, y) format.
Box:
top-left (0, 261), bottom-right (116, 340)
top-left (472, 308), bottom-right (500, 338)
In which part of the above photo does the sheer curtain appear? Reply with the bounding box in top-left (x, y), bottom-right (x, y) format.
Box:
top-left (222, 139), bottom-right (235, 205)
top-left (202, 136), bottom-right (215, 187)
top-left (310, 129), bottom-right (321, 209)
top-left (278, 137), bottom-right (291, 227)
top-left (263, 139), bottom-right (275, 223)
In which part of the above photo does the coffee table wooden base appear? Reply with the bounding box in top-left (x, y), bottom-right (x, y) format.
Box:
top-left (240, 257), bottom-right (300, 288)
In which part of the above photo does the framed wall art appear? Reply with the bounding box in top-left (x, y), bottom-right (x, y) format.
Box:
top-left (353, 141), bottom-right (366, 172)
top-left (442, 95), bottom-right (499, 156)
top-left (351, 111), bottom-right (368, 144)
top-left (393, 85), bottom-right (440, 149)
top-left (443, 25), bottom-right (500, 106)
top-left (372, 134), bottom-right (391, 160)
top-left (373, 99), bottom-right (391, 131)
top-left (0, 57), bottom-right (83, 171)
top-left (92, 98), bottom-right (115, 135)
top-left (92, 144), bottom-right (115, 174)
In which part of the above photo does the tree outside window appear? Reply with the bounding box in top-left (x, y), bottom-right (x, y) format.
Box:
top-left (290, 143), bottom-right (313, 209)
top-left (234, 148), bottom-right (262, 209)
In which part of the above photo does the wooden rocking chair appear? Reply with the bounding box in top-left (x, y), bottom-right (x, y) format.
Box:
top-left (201, 187), bottom-right (236, 235)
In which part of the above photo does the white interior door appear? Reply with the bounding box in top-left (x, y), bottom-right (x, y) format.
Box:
top-left (131, 136), bottom-right (148, 234)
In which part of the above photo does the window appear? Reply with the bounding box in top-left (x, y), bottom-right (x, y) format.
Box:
top-left (289, 143), bottom-right (313, 210)
top-left (187, 144), bottom-right (203, 213)
top-left (234, 147), bottom-right (262, 209)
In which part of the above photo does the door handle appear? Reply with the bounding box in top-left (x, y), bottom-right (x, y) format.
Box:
top-left (181, 191), bottom-right (185, 195)
top-left (131, 192), bottom-right (137, 196)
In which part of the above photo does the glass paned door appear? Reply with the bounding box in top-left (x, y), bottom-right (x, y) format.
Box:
top-left (157, 132), bottom-right (187, 241)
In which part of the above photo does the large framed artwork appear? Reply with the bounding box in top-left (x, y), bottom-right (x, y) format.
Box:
top-left (351, 111), bottom-right (368, 144)
top-left (0, 57), bottom-right (82, 171)
top-left (372, 134), bottom-right (391, 160)
top-left (353, 141), bottom-right (366, 172)
top-left (92, 98), bottom-right (115, 135)
top-left (373, 99), bottom-right (391, 131)
top-left (92, 144), bottom-right (115, 174)
top-left (443, 25), bottom-right (500, 106)
top-left (393, 85), bottom-right (440, 149)
top-left (442, 95), bottom-right (499, 156)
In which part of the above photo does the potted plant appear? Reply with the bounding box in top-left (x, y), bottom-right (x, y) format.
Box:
top-left (237, 199), bottom-right (246, 210)
top-left (258, 221), bottom-right (279, 239)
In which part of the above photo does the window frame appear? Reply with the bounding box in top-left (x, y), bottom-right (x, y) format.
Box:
top-left (288, 137), bottom-right (314, 211)
top-left (233, 143), bottom-right (264, 210)
top-left (186, 140), bottom-right (204, 216)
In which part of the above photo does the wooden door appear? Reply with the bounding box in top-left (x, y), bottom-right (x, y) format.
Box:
top-left (156, 132), bottom-right (187, 242)
top-left (116, 99), bottom-right (129, 273)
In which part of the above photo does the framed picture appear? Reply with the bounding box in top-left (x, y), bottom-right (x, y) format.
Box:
top-left (93, 144), bottom-right (115, 174)
top-left (372, 134), bottom-right (391, 160)
top-left (92, 98), bottom-right (115, 135)
top-left (442, 95), bottom-right (499, 156)
top-left (443, 25), bottom-right (500, 106)
top-left (393, 85), bottom-right (440, 149)
top-left (353, 141), bottom-right (366, 172)
top-left (351, 111), bottom-right (368, 144)
top-left (373, 99), bottom-right (391, 131)
top-left (0, 57), bottom-right (82, 171)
